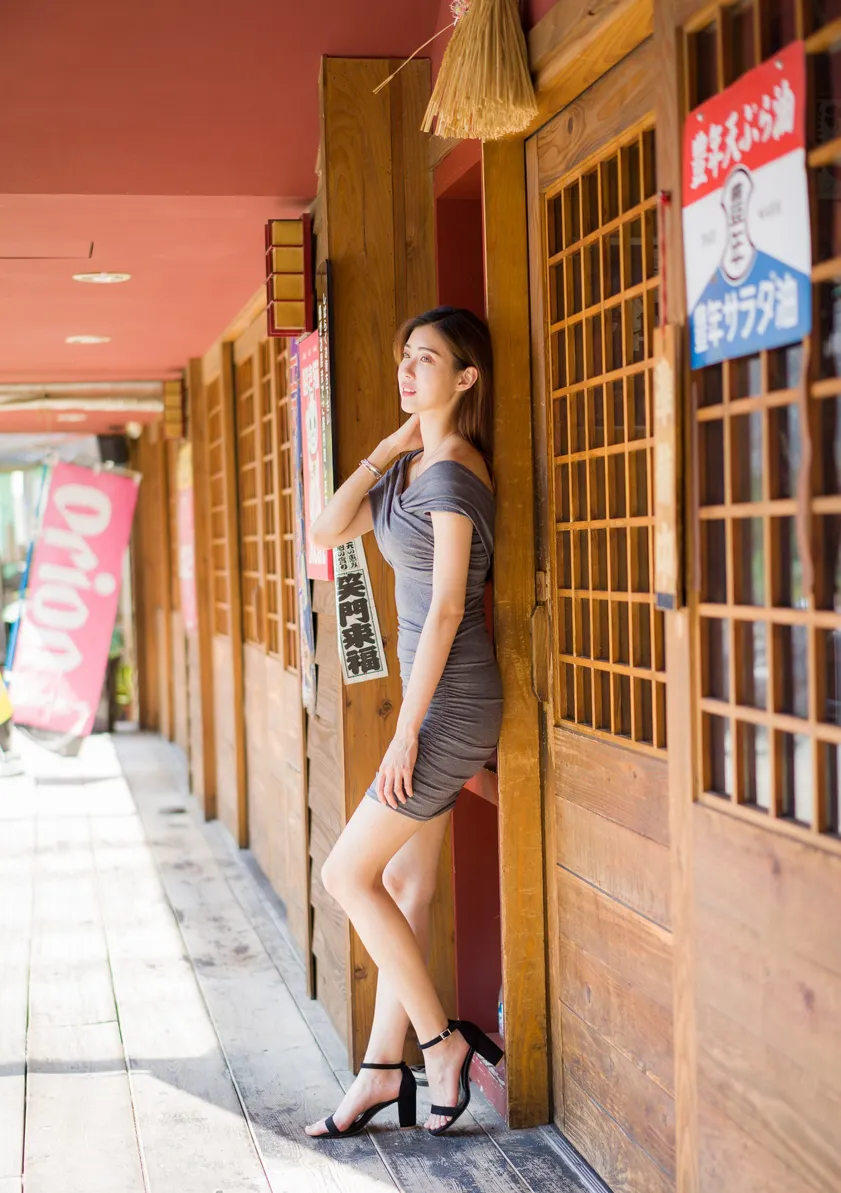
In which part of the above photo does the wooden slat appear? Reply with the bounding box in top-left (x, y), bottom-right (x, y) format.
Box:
top-left (24, 1022), bottom-right (145, 1193)
top-left (697, 1096), bottom-right (823, 1193)
top-left (556, 867), bottom-right (672, 1009)
top-left (559, 934), bottom-right (674, 1094)
top-left (484, 134), bottom-right (550, 1127)
top-left (536, 38), bottom-right (655, 190)
top-left (561, 1005), bottom-right (676, 1177)
top-left (556, 796), bottom-right (672, 928)
top-left (554, 726), bottom-right (670, 844)
top-left (91, 809), bottom-right (273, 1192)
top-left (564, 1073), bottom-right (673, 1193)
top-left (0, 823), bottom-right (33, 1184)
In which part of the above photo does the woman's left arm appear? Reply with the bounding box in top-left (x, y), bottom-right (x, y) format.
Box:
top-left (374, 510), bottom-right (473, 810)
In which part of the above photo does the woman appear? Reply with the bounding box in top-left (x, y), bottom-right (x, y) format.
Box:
top-left (305, 307), bottom-right (503, 1139)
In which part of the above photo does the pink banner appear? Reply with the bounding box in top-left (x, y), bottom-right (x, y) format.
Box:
top-left (177, 444), bottom-right (198, 632)
top-left (299, 329), bottom-right (333, 581)
top-left (11, 463), bottom-right (140, 737)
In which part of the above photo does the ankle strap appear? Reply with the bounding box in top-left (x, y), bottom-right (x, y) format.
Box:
top-left (419, 1021), bottom-right (459, 1051)
top-left (360, 1061), bottom-right (404, 1070)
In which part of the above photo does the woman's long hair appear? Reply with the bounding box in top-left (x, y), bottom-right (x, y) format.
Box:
top-left (394, 306), bottom-right (494, 474)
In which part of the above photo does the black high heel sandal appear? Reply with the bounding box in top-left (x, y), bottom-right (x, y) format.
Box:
top-left (315, 1061), bottom-right (417, 1138)
top-left (419, 1019), bottom-right (504, 1136)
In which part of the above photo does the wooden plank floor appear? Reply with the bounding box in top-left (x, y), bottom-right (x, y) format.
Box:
top-left (0, 730), bottom-right (594, 1193)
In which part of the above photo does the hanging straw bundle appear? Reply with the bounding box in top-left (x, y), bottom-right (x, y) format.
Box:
top-left (422, 0), bottom-right (537, 141)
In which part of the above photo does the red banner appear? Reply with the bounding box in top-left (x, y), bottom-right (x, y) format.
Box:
top-left (10, 463), bottom-right (139, 737)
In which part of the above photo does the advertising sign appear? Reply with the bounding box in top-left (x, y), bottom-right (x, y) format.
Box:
top-left (177, 444), bottom-right (198, 633)
top-left (299, 329), bottom-right (334, 580)
top-left (10, 463), bottom-right (139, 737)
top-left (683, 41), bottom-right (810, 369)
top-left (334, 537), bottom-right (388, 684)
top-left (290, 339), bottom-right (317, 716)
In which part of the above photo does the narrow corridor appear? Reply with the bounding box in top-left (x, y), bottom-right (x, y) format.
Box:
top-left (1, 733), bottom-right (591, 1193)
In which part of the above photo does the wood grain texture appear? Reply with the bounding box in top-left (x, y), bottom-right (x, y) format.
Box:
top-left (565, 1074), bottom-right (673, 1193)
top-left (562, 1005), bottom-right (676, 1177)
top-left (697, 1096), bottom-right (824, 1193)
top-left (697, 1001), bottom-right (841, 1193)
top-left (536, 37), bottom-right (655, 191)
top-left (556, 867), bottom-right (673, 1011)
top-left (484, 136), bottom-right (550, 1127)
top-left (526, 0), bottom-right (653, 134)
top-left (556, 798), bottom-right (672, 929)
top-left (186, 356), bottom-right (217, 818)
top-left (559, 934), bottom-right (674, 1095)
top-left (554, 727), bottom-right (670, 845)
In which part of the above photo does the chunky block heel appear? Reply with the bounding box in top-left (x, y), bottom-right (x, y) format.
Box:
top-left (313, 1061), bottom-right (416, 1138)
top-left (419, 1019), bottom-right (506, 1136)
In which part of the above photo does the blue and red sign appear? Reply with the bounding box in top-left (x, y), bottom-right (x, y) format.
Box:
top-left (682, 42), bottom-right (811, 370)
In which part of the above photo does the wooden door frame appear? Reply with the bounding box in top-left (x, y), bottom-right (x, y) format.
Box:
top-left (481, 0), bottom-right (653, 1130)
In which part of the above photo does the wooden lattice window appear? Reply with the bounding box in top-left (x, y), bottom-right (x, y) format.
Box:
top-left (275, 339), bottom-right (299, 673)
top-left (689, 0), bottom-right (841, 841)
top-left (259, 341), bottom-right (282, 658)
top-left (544, 122), bottom-right (667, 751)
top-left (207, 377), bottom-right (229, 636)
top-left (236, 356), bottom-right (263, 646)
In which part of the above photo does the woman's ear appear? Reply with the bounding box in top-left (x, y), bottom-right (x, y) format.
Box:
top-left (457, 366), bottom-right (479, 392)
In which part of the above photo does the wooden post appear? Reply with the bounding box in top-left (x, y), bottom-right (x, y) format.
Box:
top-left (483, 138), bottom-right (551, 1128)
top-left (187, 357), bottom-right (218, 819)
top-left (318, 57), bottom-right (447, 1069)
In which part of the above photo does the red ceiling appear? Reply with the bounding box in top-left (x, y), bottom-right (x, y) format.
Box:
top-left (0, 0), bottom-right (440, 385)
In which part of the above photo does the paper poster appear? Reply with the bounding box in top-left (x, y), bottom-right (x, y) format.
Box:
top-left (299, 329), bottom-right (334, 580)
top-left (683, 41), bottom-right (811, 369)
top-left (334, 537), bottom-right (388, 684)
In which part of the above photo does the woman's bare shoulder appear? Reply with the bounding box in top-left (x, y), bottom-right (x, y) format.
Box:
top-left (442, 440), bottom-right (493, 490)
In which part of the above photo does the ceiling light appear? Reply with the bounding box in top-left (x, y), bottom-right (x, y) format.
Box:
top-left (66, 335), bottom-right (111, 344)
top-left (72, 272), bottom-right (131, 284)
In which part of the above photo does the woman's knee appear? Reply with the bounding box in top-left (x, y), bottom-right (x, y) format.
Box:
top-left (321, 849), bottom-right (374, 905)
top-left (382, 861), bottom-right (436, 916)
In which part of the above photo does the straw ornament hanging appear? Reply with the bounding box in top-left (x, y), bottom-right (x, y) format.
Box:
top-left (422, 0), bottom-right (537, 140)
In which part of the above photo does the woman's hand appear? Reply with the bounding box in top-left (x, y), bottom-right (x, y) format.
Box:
top-left (386, 414), bottom-right (422, 457)
top-left (375, 731), bottom-right (418, 809)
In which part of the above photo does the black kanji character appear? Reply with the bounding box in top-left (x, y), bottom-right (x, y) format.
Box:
top-left (338, 597), bottom-right (369, 627)
top-left (341, 622), bottom-right (376, 650)
top-left (337, 573), bottom-right (366, 602)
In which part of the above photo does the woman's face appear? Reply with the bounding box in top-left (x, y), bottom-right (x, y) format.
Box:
top-left (397, 324), bottom-right (476, 415)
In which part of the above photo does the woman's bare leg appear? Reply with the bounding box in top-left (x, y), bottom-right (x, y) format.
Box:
top-left (306, 798), bottom-right (470, 1133)
top-left (306, 810), bottom-right (451, 1135)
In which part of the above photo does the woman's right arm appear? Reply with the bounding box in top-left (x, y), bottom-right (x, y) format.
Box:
top-left (308, 436), bottom-right (397, 550)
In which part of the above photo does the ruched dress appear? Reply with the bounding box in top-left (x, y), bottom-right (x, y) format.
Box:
top-left (366, 449), bottom-right (503, 821)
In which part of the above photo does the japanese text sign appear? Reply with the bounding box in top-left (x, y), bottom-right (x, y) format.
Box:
top-left (334, 537), bottom-right (388, 685)
top-left (683, 41), bottom-right (811, 369)
top-left (299, 329), bottom-right (333, 580)
top-left (10, 463), bottom-right (139, 737)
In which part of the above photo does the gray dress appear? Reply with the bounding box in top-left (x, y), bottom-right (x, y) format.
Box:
top-left (366, 450), bottom-right (503, 821)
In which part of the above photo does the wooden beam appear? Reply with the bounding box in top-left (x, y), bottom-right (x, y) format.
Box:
top-left (319, 56), bottom-right (446, 1070)
top-left (483, 138), bottom-right (550, 1128)
top-left (187, 357), bottom-right (218, 820)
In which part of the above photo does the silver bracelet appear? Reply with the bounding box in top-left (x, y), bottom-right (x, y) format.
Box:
top-left (360, 457), bottom-right (383, 481)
